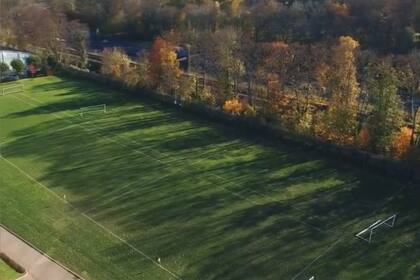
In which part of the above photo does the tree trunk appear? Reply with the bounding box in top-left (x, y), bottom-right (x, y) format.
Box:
top-left (410, 89), bottom-right (419, 145)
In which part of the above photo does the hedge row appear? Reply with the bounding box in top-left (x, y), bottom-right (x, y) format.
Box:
top-left (0, 253), bottom-right (25, 274)
top-left (56, 64), bottom-right (419, 183)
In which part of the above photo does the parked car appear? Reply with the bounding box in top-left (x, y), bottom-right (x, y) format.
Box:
top-left (0, 74), bottom-right (19, 82)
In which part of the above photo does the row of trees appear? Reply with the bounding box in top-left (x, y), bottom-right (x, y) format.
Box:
top-left (1, 0), bottom-right (418, 165)
top-left (0, 55), bottom-right (45, 80)
top-left (3, 1), bottom-right (418, 54)
top-left (3, 0), bottom-right (417, 54)
top-left (0, 59), bottom-right (24, 76)
top-left (100, 35), bottom-right (420, 163)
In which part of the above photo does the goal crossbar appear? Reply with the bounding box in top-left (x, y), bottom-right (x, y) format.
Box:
top-left (80, 104), bottom-right (107, 117)
top-left (1, 84), bottom-right (24, 96)
top-left (356, 214), bottom-right (397, 243)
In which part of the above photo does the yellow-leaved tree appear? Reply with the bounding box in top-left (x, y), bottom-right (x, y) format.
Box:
top-left (391, 127), bottom-right (413, 158)
top-left (321, 36), bottom-right (360, 145)
top-left (101, 48), bottom-right (131, 80)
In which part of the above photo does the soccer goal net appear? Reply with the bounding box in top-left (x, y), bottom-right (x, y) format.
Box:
top-left (1, 84), bottom-right (24, 96)
top-left (80, 104), bottom-right (107, 117)
top-left (356, 214), bottom-right (397, 243)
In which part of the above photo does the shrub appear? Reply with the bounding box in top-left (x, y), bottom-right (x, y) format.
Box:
top-left (199, 87), bottom-right (216, 106)
top-left (223, 98), bottom-right (244, 115)
top-left (358, 125), bottom-right (370, 148)
top-left (47, 55), bottom-right (58, 68)
top-left (177, 74), bottom-right (196, 102)
top-left (0, 253), bottom-right (25, 274)
top-left (403, 146), bottom-right (420, 166)
top-left (243, 103), bottom-right (257, 117)
top-left (391, 127), bottom-right (412, 158)
top-left (25, 55), bottom-right (42, 68)
top-left (101, 48), bottom-right (131, 80)
top-left (10, 59), bottom-right (25, 74)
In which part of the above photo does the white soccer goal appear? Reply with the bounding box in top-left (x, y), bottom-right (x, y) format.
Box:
top-left (356, 214), bottom-right (397, 243)
top-left (309, 277), bottom-right (315, 280)
top-left (1, 84), bottom-right (24, 96)
top-left (80, 104), bottom-right (107, 117)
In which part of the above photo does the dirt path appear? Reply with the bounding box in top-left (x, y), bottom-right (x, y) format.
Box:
top-left (0, 225), bottom-right (83, 280)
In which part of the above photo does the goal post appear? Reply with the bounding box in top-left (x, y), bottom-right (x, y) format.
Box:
top-left (1, 84), bottom-right (24, 96)
top-left (356, 214), bottom-right (397, 243)
top-left (80, 104), bottom-right (107, 117)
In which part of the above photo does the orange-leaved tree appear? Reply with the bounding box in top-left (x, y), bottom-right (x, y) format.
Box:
top-left (391, 127), bottom-right (413, 158)
top-left (148, 37), bottom-right (181, 95)
top-left (223, 98), bottom-right (244, 115)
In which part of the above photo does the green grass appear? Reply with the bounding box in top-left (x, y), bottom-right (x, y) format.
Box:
top-left (0, 76), bottom-right (419, 280)
top-left (0, 259), bottom-right (20, 280)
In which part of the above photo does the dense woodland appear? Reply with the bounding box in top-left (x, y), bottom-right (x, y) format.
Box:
top-left (1, 0), bottom-right (419, 168)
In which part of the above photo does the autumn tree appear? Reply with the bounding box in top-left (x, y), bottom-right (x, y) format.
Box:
top-left (405, 51), bottom-right (420, 146)
top-left (178, 74), bottom-right (196, 102)
top-left (148, 37), bottom-right (181, 95)
top-left (223, 98), bottom-right (244, 115)
top-left (221, 0), bottom-right (243, 18)
top-left (366, 62), bottom-right (404, 153)
top-left (211, 28), bottom-right (244, 102)
top-left (284, 43), bottom-right (327, 133)
top-left (13, 3), bottom-right (66, 56)
top-left (238, 30), bottom-right (261, 108)
top-left (101, 48), bottom-right (131, 80)
top-left (123, 55), bottom-right (151, 89)
top-left (321, 36), bottom-right (361, 145)
top-left (255, 41), bottom-right (290, 119)
top-left (391, 127), bottom-right (412, 158)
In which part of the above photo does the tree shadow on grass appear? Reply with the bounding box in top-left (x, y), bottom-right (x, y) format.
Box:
top-left (2, 77), bottom-right (418, 279)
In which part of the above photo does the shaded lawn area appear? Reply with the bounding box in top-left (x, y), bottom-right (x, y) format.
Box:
top-left (0, 76), bottom-right (419, 280)
top-left (0, 259), bottom-right (21, 280)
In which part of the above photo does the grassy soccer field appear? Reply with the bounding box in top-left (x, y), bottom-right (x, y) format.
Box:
top-left (0, 76), bottom-right (419, 280)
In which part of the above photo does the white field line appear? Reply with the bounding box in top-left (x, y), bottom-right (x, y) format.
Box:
top-left (84, 108), bottom-right (411, 277)
top-left (0, 155), bottom-right (181, 280)
top-left (399, 240), bottom-right (412, 248)
top-left (13, 92), bottom-right (327, 234)
top-left (290, 237), bottom-right (343, 280)
top-left (14, 91), bottom-right (414, 278)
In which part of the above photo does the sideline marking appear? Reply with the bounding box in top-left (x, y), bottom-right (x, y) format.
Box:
top-left (0, 155), bottom-right (182, 280)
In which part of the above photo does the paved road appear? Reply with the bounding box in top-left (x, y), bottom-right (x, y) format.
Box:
top-left (0, 225), bottom-right (82, 280)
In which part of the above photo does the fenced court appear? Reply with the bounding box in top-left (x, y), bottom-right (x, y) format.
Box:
top-left (0, 76), bottom-right (419, 280)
